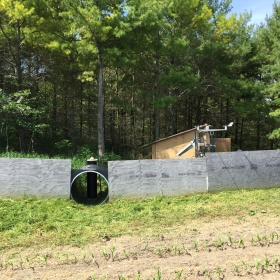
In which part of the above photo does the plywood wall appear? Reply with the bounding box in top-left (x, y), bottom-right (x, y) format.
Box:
top-left (215, 138), bottom-right (231, 152)
top-left (152, 132), bottom-right (231, 159)
top-left (152, 131), bottom-right (197, 159)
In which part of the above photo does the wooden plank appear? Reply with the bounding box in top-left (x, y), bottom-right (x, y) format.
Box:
top-left (215, 138), bottom-right (231, 152)
top-left (154, 131), bottom-right (196, 159)
top-left (152, 143), bottom-right (156, 159)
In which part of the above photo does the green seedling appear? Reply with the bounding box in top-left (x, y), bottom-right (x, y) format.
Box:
top-left (110, 246), bottom-right (116, 261)
top-left (238, 237), bottom-right (245, 247)
top-left (226, 235), bottom-right (233, 247)
top-left (182, 243), bottom-right (190, 255)
top-left (101, 248), bottom-right (107, 259)
top-left (192, 239), bottom-right (199, 251)
top-left (175, 268), bottom-right (183, 279)
top-left (172, 244), bottom-right (181, 255)
top-left (152, 268), bottom-right (162, 280)
top-left (264, 257), bottom-right (270, 269)
top-left (56, 253), bottom-right (60, 261)
top-left (91, 254), bottom-right (96, 264)
top-left (135, 270), bottom-right (141, 280)
top-left (118, 275), bottom-right (126, 280)
top-left (242, 261), bottom-right (248, 270)
top-left (254, 233), bottom-right (261, 243)
top-left (42, 254), bottom-right (48, 265)
top-left (156, 247), bottom-right (163, 258)
top-left (249, 210), bottom-right (255, 216)
top-left (262, 234), bottom-right (268, 244)
top-left (7, 260), bottom-right (14, 270)
top-left (233, 264), bottom-right (240, 275)
top-left (63, 252), bottom-right (69, 264)
top-left (19, 255), bottom-right (23, 269)
top-left (203, 269), bottom-right (210, 278)
top-left (215, 265), bottom-right (222, 276)
top-left (157, 268), bottom-right (162, 280)
top-left (251, 235), bottom-right (255, 245)
top-left (271, 231), bottom-right (279, 242)
top-left (255, 259), bottom-right (262, 273)
top-left (26, 257), bottom-right (30, 267)
top-left (273, 256), bottom-right (279, 270)
top-left (122, 248), bottom-right (128, 259)
top-left (83, 253), bottom-right (87, 261)
top-left (214, 237), bottom-right (223, 248)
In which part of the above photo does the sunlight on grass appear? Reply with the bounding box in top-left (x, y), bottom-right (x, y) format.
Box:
top-left (0, 188), bottom-right (280, 250)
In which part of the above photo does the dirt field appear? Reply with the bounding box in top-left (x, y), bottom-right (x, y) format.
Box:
top-left (1, 214), bottom-right (280, 280)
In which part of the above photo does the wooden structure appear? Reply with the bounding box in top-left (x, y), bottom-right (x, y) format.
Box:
top-left (152, 127), bottom-right (231, 159)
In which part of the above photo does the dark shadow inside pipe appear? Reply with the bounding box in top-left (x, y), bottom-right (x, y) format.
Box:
top-left (71, 170), bottom-right (109, 205)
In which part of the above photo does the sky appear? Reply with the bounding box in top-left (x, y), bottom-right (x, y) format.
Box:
top-left (230, 0), bottom-right (276, 25)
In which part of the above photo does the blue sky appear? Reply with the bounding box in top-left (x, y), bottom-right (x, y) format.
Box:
top-left (230, 0), bottom-right (276, 25)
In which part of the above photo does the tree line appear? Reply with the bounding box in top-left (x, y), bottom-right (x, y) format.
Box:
top-left (0, 0), bottom-right (280, 159)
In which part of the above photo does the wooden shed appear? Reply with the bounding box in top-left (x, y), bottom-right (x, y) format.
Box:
top-left (152, 127), bottom-right (231, 159)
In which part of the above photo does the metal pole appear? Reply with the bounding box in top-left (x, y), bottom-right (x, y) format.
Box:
top-left (211, 132), bottom-right (215, 152)
top-left (194, 131), bottom-right (197, 157)
top-left (87, 158), bottom-right (97, 199)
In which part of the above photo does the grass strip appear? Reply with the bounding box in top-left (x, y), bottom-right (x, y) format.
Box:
top-left (0, 187), bottom-right (280, 250)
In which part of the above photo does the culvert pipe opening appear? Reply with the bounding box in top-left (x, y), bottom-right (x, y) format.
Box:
top-left (70, 166), bottom-right (109, 205)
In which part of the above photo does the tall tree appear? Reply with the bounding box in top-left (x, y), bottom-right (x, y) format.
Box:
top-left (259, 2), bottom-right (280, 144)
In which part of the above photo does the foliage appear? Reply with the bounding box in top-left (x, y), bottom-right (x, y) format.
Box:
top-left (0, 188), bottom-right (280, 249)
top-left (0, 147), bottom-right (121, 169)
top-left (257, 3), bottom-right (280, 141)
top-left (0, 0), bottom-right (280, 157)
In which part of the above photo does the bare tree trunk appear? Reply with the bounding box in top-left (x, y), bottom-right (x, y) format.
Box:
top-left (15, 20), bottom-right (26, 152)
top-left (15, 20), bottom-right (22, 90)
top-left (131, 72), bottom-right (135, 155)
top-left (70, 91), bottom-right (76, 155)
top-left (256, 111), bottom-right (260, 150)
top-left (235, 117), bottom-right (239, 148)
top-left (80, 96), bottom-right (83, 139)
top-left (154, 55), bottom-right (160, 141)
top-left (88, 87), bottom-right (91, 140)
top-left (240, 117), bottom-right (244, 149)
top-left (142, 95), bottom-right (145, 146)
top-left (169, 105), bottom-right (174, 136)
top-left (97, 52), bottom-right (105, 157)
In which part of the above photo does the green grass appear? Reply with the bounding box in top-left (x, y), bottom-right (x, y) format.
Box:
top-left (0, 151), bottom-right (86, 169)
top-left (0, 149), bottom-right (121, 169)
top-left (0, 188), bottom-right (280, 250)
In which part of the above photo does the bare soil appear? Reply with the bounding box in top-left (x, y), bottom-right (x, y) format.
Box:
top-left (1, 214), bottom-right (280, 279)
